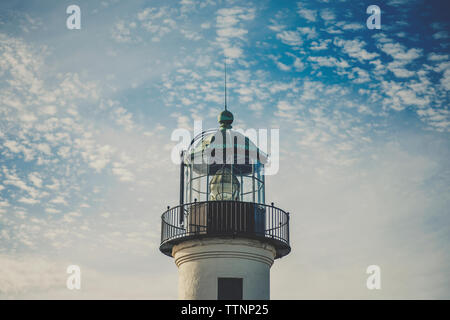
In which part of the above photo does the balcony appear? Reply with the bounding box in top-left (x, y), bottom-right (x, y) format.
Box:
top-left (160, 200), bottom-right (291, 259)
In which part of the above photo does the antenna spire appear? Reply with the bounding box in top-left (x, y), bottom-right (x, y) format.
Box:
top-left (224, 59), bottom-right (227, 111)
top-left (218, 58), bottom-right (233, 130)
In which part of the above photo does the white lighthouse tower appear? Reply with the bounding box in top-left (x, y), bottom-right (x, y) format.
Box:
top-left (160, 94), bottom-right (291, 300)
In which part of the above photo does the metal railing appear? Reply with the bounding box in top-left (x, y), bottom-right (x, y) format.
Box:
top-left (160, 200), bottom-right (290, 258)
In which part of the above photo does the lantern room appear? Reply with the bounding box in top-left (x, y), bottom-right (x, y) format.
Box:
top-left (181, 113), bottom-right (267, 205)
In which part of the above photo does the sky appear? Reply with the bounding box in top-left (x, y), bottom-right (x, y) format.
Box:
top-left (0, 0), bottom-right (449, 299)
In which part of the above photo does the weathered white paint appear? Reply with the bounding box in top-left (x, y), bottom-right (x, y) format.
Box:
top-left (172, 237), bottom-right (276, 300)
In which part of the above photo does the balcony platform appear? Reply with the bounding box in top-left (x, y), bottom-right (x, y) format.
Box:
top-left (160, 200), bottom-right (291, 259)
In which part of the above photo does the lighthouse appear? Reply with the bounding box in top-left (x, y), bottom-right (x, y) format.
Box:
top-left (160, 81), bottom-right (291, 299)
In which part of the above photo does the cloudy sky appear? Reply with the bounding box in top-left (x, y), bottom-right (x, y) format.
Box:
top-left (0, 0), bottom-right (449, 299)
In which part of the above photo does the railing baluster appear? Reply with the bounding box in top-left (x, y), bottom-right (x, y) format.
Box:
top-left (271, 203), bottom-right (274, 238)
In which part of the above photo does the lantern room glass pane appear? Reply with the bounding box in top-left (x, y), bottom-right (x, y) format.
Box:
top-left (183, 161), bottom-right (265, 204)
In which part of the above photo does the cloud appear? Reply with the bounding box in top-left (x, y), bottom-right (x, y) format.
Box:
top-left (387, 61), bottom-right (415, 78)
top-left (428, 53), bottom-right (449, 61)
top-left (2, 168), bottom-right (38, 199)
top-left (215, 7), bottom-right (255, 59)
top-left (297, 27), bottom-right (318, 39)
top-left (417, 107), bottom-right (450, 130)
top-left (440, 69), bottom-right (450, 91)
top-left (378, 41), bottom-right (422, 62)
top-left (378, 72), bottom-right (447, 131)
top-left (320, 9), bottom-right (335, 22)
top-left (375, 38), bottom-right (423, 79)
top-left (351, 67), bottom-right (370, 83)
top-left (296, 3), bottom-right (317, 22)
top-left (308, 56), bottom-right (350, 68)
top-left (112, 163), bottom-right (135, 182)
top-left (274, 100), bottom-right (297, 119)
top-left (268, 19), bottom-right (285, 32)
top-left (433, 31), bottom-right (449, 40)
top-left (336, 22), bottom-right (364, 31)
top-left (217, 27), bottom-right (248, 39)
top-left (310, 39), bottom-right (331, 51)
top-left (111, 21), bottom-right (136, 43)
top-left (387, 0), bottom-right (412, 6)
top-left (293, 56), bottom-right (305, 71)
top-left (112, 6), bottom-right (185, 43)
top-left (180, 29), bottom-right (202, 41)
top-left (28, 173), bottom-right (43, 188)
top-left (276, 61), bottom-right (291, 71)
top-left (276, 30), bottom-right (303, 46)
top-left (334, 38), bottom-right (379, 62)
top-left (268, 54), bottom-right (292, 72)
